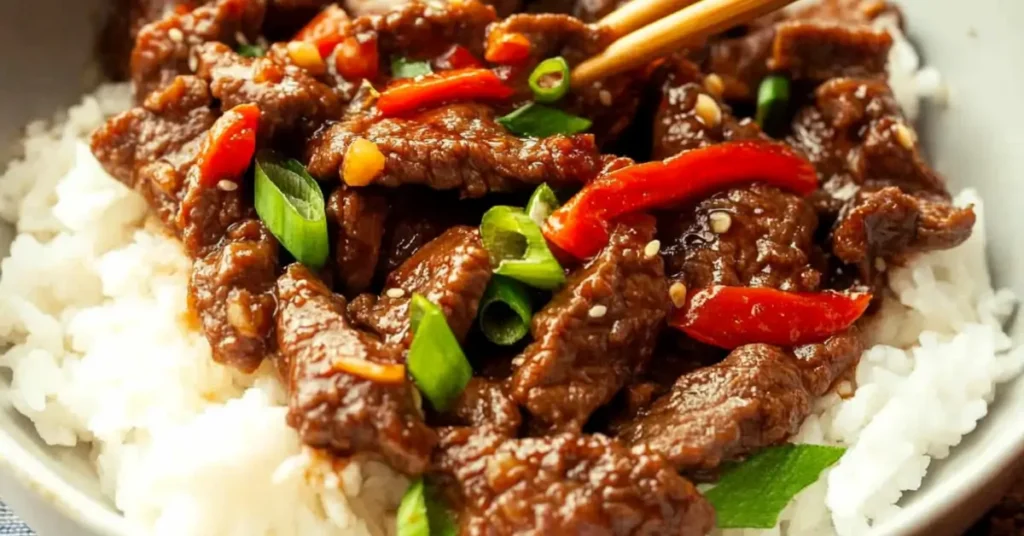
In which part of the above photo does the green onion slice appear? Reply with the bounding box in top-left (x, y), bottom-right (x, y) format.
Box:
top-left (237, 44), bottom-right (266, 58)
top-left (525, 183), bottom-right (560, 227)
top-left (397, 478), bottom-right (458, 536)
top-left (254, 151), bottom-right (329, 268)
top-left (392, 57), bottom-right (433, 79)
top-left (705, 444), bottom-right (845, 529)
top-left (497, 103), bottom-right (592, 138)
top-left (528, 56), bottom-right (571, 103)
top-left (480, 206), bottom-right (565, 290)
top-left (478, 276), bottom-right (533, 345)
top-left (755, 75), bottom-right (790, 134)
top-left (408, 294), bottom-right (472, 411)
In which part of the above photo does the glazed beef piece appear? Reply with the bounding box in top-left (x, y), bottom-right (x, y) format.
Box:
top-left (307, 103), bottom-right (602, 197)
top-left (433, 378), bottom-right (522, 437)
top-left (431, 431), bottom-right (715, 535)
top-left (523, 0), bottom-right (629, 22)
top-left (617, 329), bottom-right (863, 472)
top-left (356, 0), bottom-right (495, 62)
top-left (349, 226), bottom-right (492, 348)
top-left (326, 187), bottom-right (390, 296)
top-left (376, 193), bottom-right (471, 276)
top-left (189, 219), bottom-right (279, 372)
top-left (789, 77), bottom-right (974, 269)
top-left (510, 218), bottom-right (669, 435)
top-left (771, 21), bottom-right (892, 82)
top-left (276, 263), bottom-right (436, 475)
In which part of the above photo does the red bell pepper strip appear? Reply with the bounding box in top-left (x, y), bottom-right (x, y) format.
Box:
top-left (376, 68), bottom-right (514, 117)
top-left (295, 5), bottom-right (351, 58)
top-left (485, 31), bottom-right (531, 64)
top-left (434, 44), bottom-right (482, 71)
top-left (543, 141), bottom-right (818, 259)
top-left (671, 286), bottom-right (872, 349)
top-left (334, 34), bottom-right (379, 81)
top-left (196, 103), bottom-right (260, 187)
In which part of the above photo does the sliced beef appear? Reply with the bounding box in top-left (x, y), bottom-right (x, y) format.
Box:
top-left (188, 219), bottom-right (278, 372)
top-left (431, 431), bottom-right (715, 535)
top-left (433, 378), bottom-right (522, 437)
top-left (326, 187), bottom-right (390, 296)
top-left (356, 0), bottom-right (495, 62)
top-left (770, 21), bottom-right (892, 81)
top-left (617, 328), bottom-right (863, 471)
top-left (510, 217), bottom-right (668, 435)
top-left (376, 193), bottom-right (465, 276)
top-left (307, 103), bottom-right (601, 197)
top-left (348, 226), bottom-right (492, 348)
top-left (276, 263), bottom-right (436, 475)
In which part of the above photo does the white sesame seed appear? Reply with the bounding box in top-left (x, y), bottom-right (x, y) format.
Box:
top-left (753, 207), bottom-right (764, 215)
top-left (709, 211), bottom-right (732, 234)
top-left (188, 53), bottom-right (199, 72)
top-left (386, 288), bottom-right (406, 299)
top-left (168, 28), bottom-right (184, 43)
top-left (874, 257), bottom-right (887, 272)
top-left (643, 240), bottom-right (661, 259)
top-left (833, 182), bottom-right (860, 201)
top-left (588, 304), bottom-right (607, 319)
top-left (217, 180), bottom-right (238, 192)
top-left (894, 122), bottom-right (916, 150)
top-left (235, 31), bottom-right (249, 45)
top-left (599, 90), bottom-right (612, 106)
top-left (669, 282), bottom-right (688, 308)
top-left (694, 94), bottom-right (722, 127)
top-left (703, 74), bottom-right (724, 98)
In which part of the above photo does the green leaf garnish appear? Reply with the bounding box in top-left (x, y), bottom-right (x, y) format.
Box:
top-left (497, 103), bottom-right (591, 138)
top-left (392, 57), bottom-right (434, 79)
top-left (705, 444), bottom-right (845, 529)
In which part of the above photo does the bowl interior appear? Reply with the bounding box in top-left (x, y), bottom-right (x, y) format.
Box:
top-left (0, 1), bottom-right (1022, 535)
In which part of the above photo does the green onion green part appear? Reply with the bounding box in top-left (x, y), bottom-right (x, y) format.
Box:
top-left (396, 479), bottom-right (430, 536)
top-left (392, 57), bottom-right (434, 79)
top-left (424, 483), bottom-right (459, 536)
top-left (525, 183), bottom-right (560, 227)
top-left (755, 75), bottom-right (790, 134)
top-left (705, 444), bottom-right (846, 529)
top-left (254, 151), bottom-right (329, 269)
top-left (497, 103), bottom-right (592, 138)
top-left (528, 56), bottom-right (571, 103)
top-left (408, 294), bottom-right (473, 411)
top-left (480, 206), bottom-right (566, 290)
top-left (478, 276), bottom-right (533, 345)
top-left (237, 44), bottom-right (266, 58)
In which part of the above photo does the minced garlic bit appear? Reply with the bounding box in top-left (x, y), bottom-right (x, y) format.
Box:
top-left (287, 41), bottom-right (325, 74)
top-left (599, 90), bottom-right (613, 106)
top-left (343, 137), bottom-right (386, 187)
top-left (588, 304), bottom-right (608, 319)
top-left (168, 27), bottom-right (184, 43)
top-left (385, 288), bottom-right (406, 299)
top-left (703, 74), bottom-right (725, 98)
top-left (836, 380), bottom-right (854, 397)
top-left (694, 94), bottom-right (722, 127)
top-left (894, 122), bottom-right (916, 150)
top-left (669, 282), bottom-right (687, 308)
top-left (217, 180), bottom-right (238, 192)
top-left (643, 239), bottom-right (661, 259)
top-left (709, 211), bottom-right (732, 234)
top-left (235, 31), bottom-right (249, 45)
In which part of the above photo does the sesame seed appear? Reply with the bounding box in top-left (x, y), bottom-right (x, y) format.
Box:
top-left (643, 240), bottom-right (661, 259)
top-left (694, 94), bottom-right (722, 127)
top-left (599, 90), bottom-right (612, 106)
top-left (235, 31), bottom-right (249, 45)
top-left (386, 288), bottom-right (406, 299)
top-left (874, 257), bottom-right (887, 272)
top-left (703, 74), bottom-right (724, 98)
top-left (894, 122), bottom-right (916, 150)
top-left (168, 28), bottom-right (184, 43)
top-left (709, 211), bottom-right (732, 234)
top-left (669, 282), bottom-right (687, 308)
top-left (588, 304), bottom-right (607, 319)
top-left (188, 54), bottom-right (199, 72)
top-left (217, 180), bottom-right (238, 192)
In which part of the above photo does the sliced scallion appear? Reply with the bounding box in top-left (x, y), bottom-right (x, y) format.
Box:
top-left (392, 57), bottom-right (433, 79)
top-left (237, 44), bottom-right (266, 58)
top-left (525, 183), bottom-right (560, 227)
top-left (755, 75), bottom-right (790, 134)
top-left (479, 276), bottom-right (533, 345)
top-left (408, 294), bottom-right (472, 411)
top-left (497, 103), bottom-right (591, 138)
top-left (254, 151), bottom-right (329, 268)
top-left (397, 478), bottom-right (458, 536)
top-left (528, 56), bottom-right (570, 103)
top-left (480, 206), bottom-right (565, 290)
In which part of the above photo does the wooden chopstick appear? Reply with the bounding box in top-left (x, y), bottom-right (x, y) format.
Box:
top-left (598, 0), bottom-right (701, 38)
top-left (573, 0), bottom-right (800, 88)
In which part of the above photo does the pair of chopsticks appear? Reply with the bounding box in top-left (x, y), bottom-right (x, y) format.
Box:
top-left (572, 0), bottom-right (800, 87)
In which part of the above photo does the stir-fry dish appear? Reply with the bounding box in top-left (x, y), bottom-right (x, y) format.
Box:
top-left (88, 0), bottom-right (975, 532)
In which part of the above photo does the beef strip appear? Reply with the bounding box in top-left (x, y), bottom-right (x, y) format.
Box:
top-left (617, 328), bottom-right (863, 471)
top-left (770, 21), bottom-right (892, 82)
top-left (188, 219), bottom-right (279, 372)
top-left (510, 217), bottom-right (669, 435)
top-left (431, 431), bottom-right (715, 535)
top-left (433, 378), bottom-right (522, 437)
top-left (276, 263), bottom-right (436, 475)
top-left (326, 187), bottom-right (390, 297)
top-left (348, 226), bottom-right (492, 348)
top-left (307, 103), bottom-right (602, 197)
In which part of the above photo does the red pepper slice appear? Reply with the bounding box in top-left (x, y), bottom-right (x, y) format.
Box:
top-left (376, 68), bottom-right (514, 117)
top-left (543, 141), bottom-right (818, 259)
top-left (335, 34), bottom-right (379, 81)
top-left (295, 5), bottom-right (351, 58)
top-left (485, 31), bottom-right (531, 64)
top-left (434, 44), bottom-right (482, 71)
top-left (196, 103), bottom-right (260, 187)
top-left (671, 286), bottom-right (872, 349)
